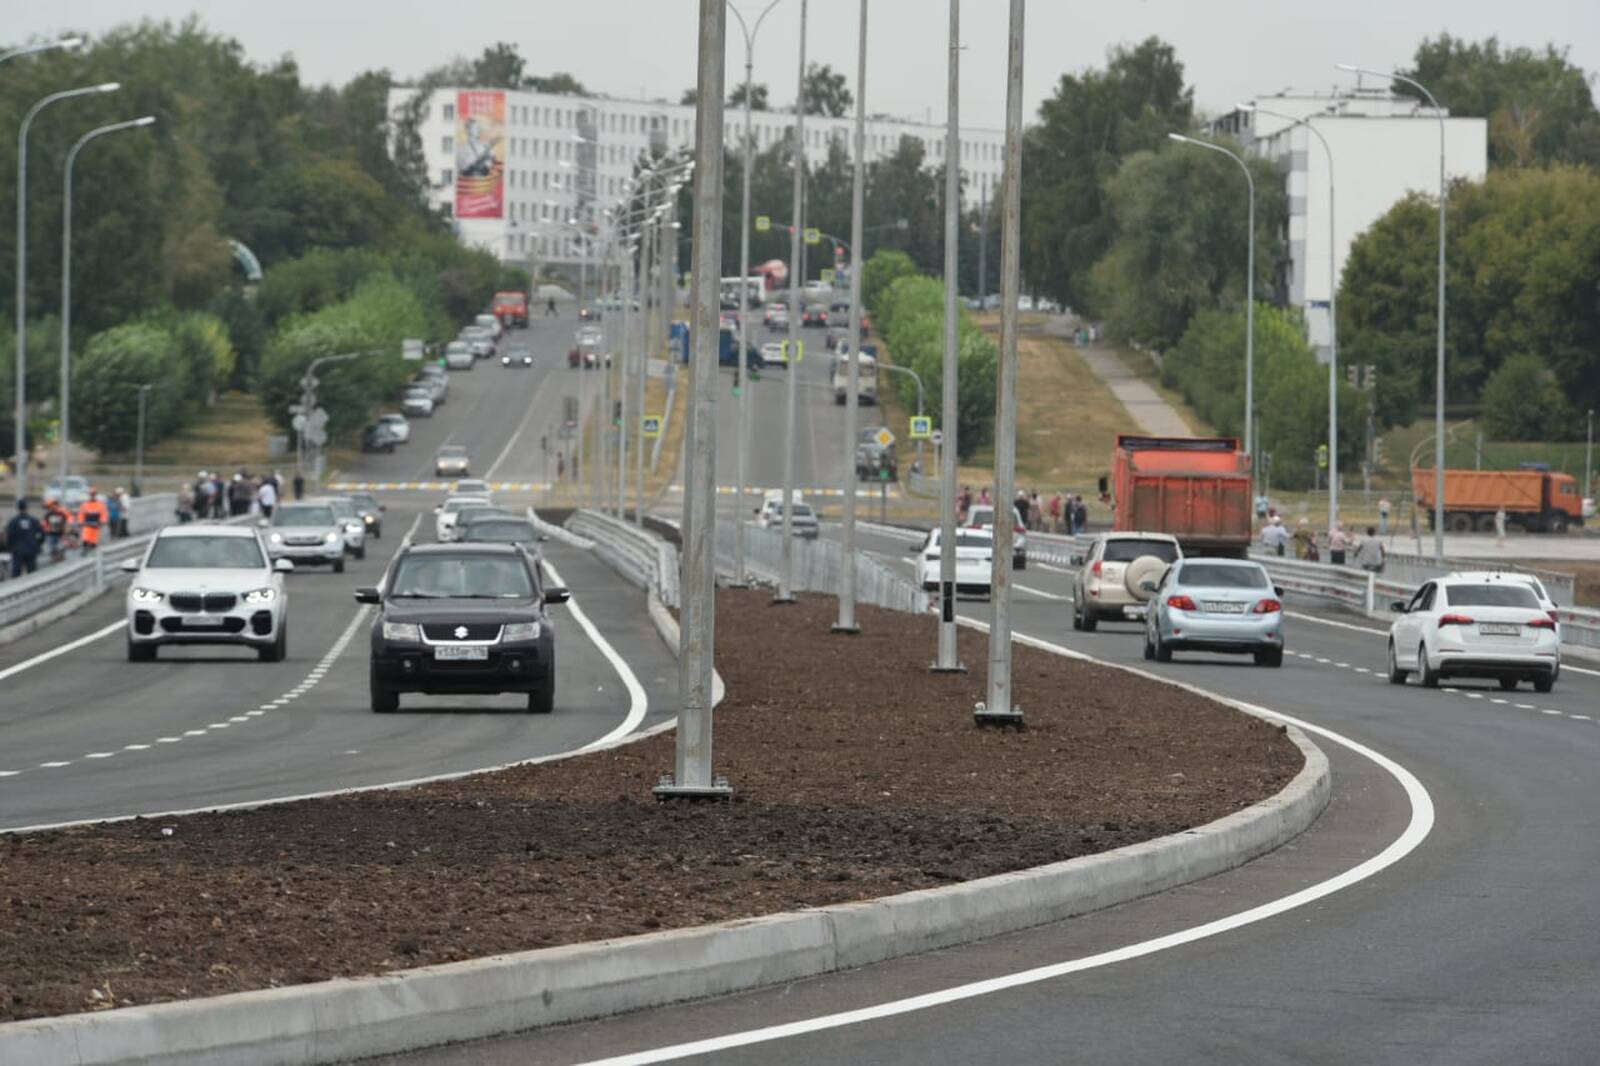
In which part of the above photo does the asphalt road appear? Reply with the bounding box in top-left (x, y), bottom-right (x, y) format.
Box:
top-left (401, 529), bottom-right (1600, 1062)
top-left (0, 315), bottom-right (679, 831)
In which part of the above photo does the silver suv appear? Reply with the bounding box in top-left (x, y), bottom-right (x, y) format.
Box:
top-left (265, 501), bottom-right (347, 573)
top-left (1071, 532), bottom-right (1183, 631)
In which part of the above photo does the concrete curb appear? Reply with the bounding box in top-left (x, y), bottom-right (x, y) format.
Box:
top-left (0, 720), bottom-right (1326, 1065)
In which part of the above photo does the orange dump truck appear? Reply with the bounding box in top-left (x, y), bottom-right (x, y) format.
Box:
top-left (1412, 467), bottom-right (1585, 533)
top-left (1112, 435), bottom-right (1254, 555)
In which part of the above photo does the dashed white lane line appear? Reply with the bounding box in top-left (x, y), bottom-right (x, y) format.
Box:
top-left (1571, 714), bottom-right (1591, 721)
top-left (1516, 703), bottom-right (1536, 710)
top-left (1542, 709), bottom-right (1563, 716)
top-left (157, 737), bottom-right (181, 743)
top-left (183, 729), bottom-right (206, 737)
top-left (84, 752), bottom-right (115, 760)
top-left (1016, 584), bottom-right (1070, 601)
top-left (0, 771), bottom-right (19, 778)
top-left (124, 743), bottom-right (150, 750)
top-left (39, 761), bottom-right (71, 769)
top-left (1490, 698), bottom-right (1508, 705)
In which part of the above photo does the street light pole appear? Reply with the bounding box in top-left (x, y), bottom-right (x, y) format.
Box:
top-left (776, 0), bottom-right (807, 603)
top-left (1340, 63), bottom-right (1447, 557)
top-left (13, 81), bottom-right (120, 503)
top-left (59, 116), bottom-right (157, 483)
top-left (1586, 408), bottom-right (1594, 505)
top-left (1244, 102), bottom-right (1337, 532)
top-left (0, 37), bottom-right (83, 68)
top-left (835, 0), bottom-right (868, 635)
top-left (728, 0), bottom-right (784, 586)
top-left (934, 0), bottom-right (963, 672)
top-left (133, 383), bottom-right (151, 496)
top-left (1168, 133), bottom-right (1255, 463)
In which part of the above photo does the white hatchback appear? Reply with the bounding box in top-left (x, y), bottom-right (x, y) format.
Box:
top-left (1387, 576), bottom-right (1560, 692)
top-left (124, 524), bottom-right (292, 661)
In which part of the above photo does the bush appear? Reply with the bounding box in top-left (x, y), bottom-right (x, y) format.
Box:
top-left (861, 251), bottom-right (918, 316)
top-left (1480, 353), bottom-right (1571, 440)
top-left (873, 271), bottom-right (995, 458)
top-left (71, 324), bottom-right (188, 454)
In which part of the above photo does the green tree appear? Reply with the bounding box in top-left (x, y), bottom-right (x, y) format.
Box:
top-left (1020, 37), bottom-right (1194, 314)
top-left (1480, 354), bottom-right (1572, 440)
top-left (525, 72), bottom-right (586, 95)
top-left (729, 81), bottom-right (769, 111)
top-left (802, 63), bottom-right (852, 118)
top-left (70, 323), bottom-right (185, 454)
top-left (861, 251), bottom-right (918, 314)
top-left (471, 43), bottom-right (525, 89)
top-left (874, 274), bottom-right (995, 457)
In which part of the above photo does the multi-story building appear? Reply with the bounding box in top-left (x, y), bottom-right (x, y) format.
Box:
top-left (1213, 90), bottom-right (1487, 362)
top-left (388, 85), bottom-right (1005, 273)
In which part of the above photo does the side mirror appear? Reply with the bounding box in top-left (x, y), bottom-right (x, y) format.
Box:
top-left (274, 558), bottom-right (296, 573)
top-left (1389, 601), bottom-right (1408, 613)
top-left (753, 508), bottom-right (761, 515)
top-left (544, 586), bottom-right (570, 605)
top-left (1069, 553), bottom-right (1085, 567)
top-left (354, 586), bottom-right (382, 604)
top-left (119, 557), bottom-right (141, 573)
top-left (1273, 586), bottom-right (1284, 598)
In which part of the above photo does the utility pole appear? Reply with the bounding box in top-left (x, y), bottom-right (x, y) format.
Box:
top-left (933, 0), bottom-right (964, 673)
top-left (834, 0), bottom-right (868, 635)
top-left (133, 384), bottom-right (151, 497)
top-left (1586, 408), bottom-right (1593, 505)
top-left (776, 0), bottom-right (807, 603)
top-left (656, 0), bottom-right (730, 801)
top-left (979, 0), bottom-right (1025, 727)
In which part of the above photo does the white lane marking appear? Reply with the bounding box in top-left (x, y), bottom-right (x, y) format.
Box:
top-left (123, 743), bottom-right (150, 750)
top-left (1490, 698), bottom-right (1508, 705)
top-left (0, 771), bottom-right (19, 777)
top-left (0, 619), bottom-right (125, 683)
top-left (157, 737), bottom-right (182, 744)
top-left (1542, 709), bottom-right (1563, 716)
top-left (245, 711), bottom-right (265, 717)
top-left (208, 723), bottom-right (230, 730)
top-left (1016, 584), bottom-right (1069, 602)
top-left (1354, 668), bottom-right (1370, 674)
top-left (579, 632), bottom-right (1436, 1066)
top-left (84, 752), bottom-right (115, 760)
top-left (1571, 714), bottom-right (1591, 721)
top-left (183, 729), bottom-right (206, 737)
top-left (1463, 693), bottom-right (1485, 700)
top-left (1335, 661), bottom-right (1349, 669)
top-left (1515, 703), bottom-right (1535, 710)
top-left (39, 761), bottom-right (71, 769)
top-left (541, 559), bottom-right (649, 753)
top-left (229, 716), bottom-right (249, 723)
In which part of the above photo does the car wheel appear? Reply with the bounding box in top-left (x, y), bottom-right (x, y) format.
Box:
top-left (1014, 553), bottom-right (1026, 571)
top-left (334, 558), bottom-right (346, 574)
top-left (1254, 646), bottom-right (1283, 668)
top-left (1080, 607), bottom-right (1098, 633)
top-left (370, 667), bottom-right (399, 713)
top-left (1152, 629), bottom-right (1172, 663)
top-left (1386, 641), bottom-right (1408, 685)
top-left (1142, 630), bottom-right (1155, 660)
top-left (1498, 677), bottom-right (1518, 692)
top-left (259, 628), bottom-right (287, 663)
top-left (127, 636), bottom-right (156, 662)
top-left (1533, 675), bottom-right (1555, 694)
top-left (528, 673), bottom-right (555, 714)
top-left (1418, 642), bottom-right (1440, 688)
top-left (1071, 602), bottom-right (1084, 631)
top-left (354, 544), bottom-right (366, 560)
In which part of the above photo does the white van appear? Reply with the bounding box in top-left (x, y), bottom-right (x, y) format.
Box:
top-left (831, 351), bottom-right (878, 406)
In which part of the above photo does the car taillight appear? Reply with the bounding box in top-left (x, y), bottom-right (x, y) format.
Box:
top-left (1166, 594), bottom-right (1197, 611)
top-left (1437, 614), bottom-right (1475, 627)
top-left (1252, 598), bottom-right (1282, 614)
top-left (1527, 617), bottom-right (1557, 630)
top-left (1090, 560), bottom-right (1102, 577)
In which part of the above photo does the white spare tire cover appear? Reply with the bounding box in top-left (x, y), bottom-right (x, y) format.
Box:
top-left (1124, 554), bottom-right (1167, 602)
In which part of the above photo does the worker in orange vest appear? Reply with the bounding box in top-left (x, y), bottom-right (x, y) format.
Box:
top-left (77, 488), bottom-right (110, 551)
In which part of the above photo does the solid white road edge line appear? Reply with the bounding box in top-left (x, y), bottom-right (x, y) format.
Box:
top-left (576, 624), bottom-right (1437, 1066)
top-left (0, 619), bottom-right (126, 683)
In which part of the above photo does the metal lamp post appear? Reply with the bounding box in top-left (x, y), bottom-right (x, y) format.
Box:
top-left (1242, 102), bottom-right (1338, 533)
top-left (728, 0), bottom-right (785, 586)
top-left (1168, 133), bottom-right (1255, 462)
top-left (1586, 408), bottom-right (1594, 505)
top-left (0, 37), bottom-right (83, 67)
top-left (13, 80), bottom-right (120, 503)
top-left (776, 0), bottom-right (808, 604)
top-left (834, 0), bottom-right (869, 634)
top-left (59, 116), bottom-right (157, 483)
top-left (1340, 63), bottom-right (1447, 557)
top-left (934, 0), bottom-right (964, 671)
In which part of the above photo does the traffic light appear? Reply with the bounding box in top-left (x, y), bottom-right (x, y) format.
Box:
top-left (1346, 364), bottom-right (1359, 387)
top-left (1364, 365), bottom-right (1377, 392)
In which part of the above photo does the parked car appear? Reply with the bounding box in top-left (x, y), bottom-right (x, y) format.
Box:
top-left (914, 527), bottom-right (995, 597)
top-left (445, 341), bottom-right (475, 370)
top-left (358, 543), bottom-right (569, 713)
top-left (965, 503), bottom-right (1029, 570)
top-left (1142, 557), bottom-right (1284, 666)
top-left (265, 502), bottom-right (347, 573)
top-left (401, 389), bottom-right (435, 419)
top-left (361, 422), bottom-right (401, 453)
top-left (435, 445), bottom-right (471, 478)
top-left (1386, 575), bottom-right (1560, 692)
top-left (474, 312), bottom-right (504, 341)
top-left (375, 413), bottom-right (411, 444)
top-left (122, 524), bottom-right (292, 662)
top-left (1071, 532), bottom-right (1183, 631)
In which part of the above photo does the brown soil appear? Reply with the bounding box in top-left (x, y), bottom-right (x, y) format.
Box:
top-left (0, 589), bottom-right (1301, 1022)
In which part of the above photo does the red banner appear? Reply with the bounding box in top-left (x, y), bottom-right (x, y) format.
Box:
top-left (455, 90), bottom-right (505, 219)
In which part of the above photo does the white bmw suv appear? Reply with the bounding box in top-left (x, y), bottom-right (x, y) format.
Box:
top-left (123, 524), bottom-right (292, 662)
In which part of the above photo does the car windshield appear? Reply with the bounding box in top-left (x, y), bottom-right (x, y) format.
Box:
top-left (438, 447), bottom-right (467, 459)
top-left (444, 499), bottom-right (489, 515)
top-left (350, 494), bottom-right (379, 511)
top-left (464, 520), bottom-right (535, 543)
top-left (1178, 563), bottom-right (1267, 589)
top-left (792, 505), bottom-right (814, 518)
top-left (1445, 584), bottom-right (1540, 608)
top-left (325, 499), bottom-right (356, 518)
top-left (146, 535), bottom-right (264, 569)
top-left (273, 506), bottom-right (334, 526)
top-left (1103, 539), bottom-right (1181, 564)
top-left (389, 555), bottom-right (534, 599)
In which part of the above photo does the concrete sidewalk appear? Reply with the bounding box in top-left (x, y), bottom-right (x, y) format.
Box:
top-left (1046, 320), bottom-right (1191, 437)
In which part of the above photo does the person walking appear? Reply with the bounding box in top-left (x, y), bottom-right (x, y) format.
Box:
top-left (1292, 517), bottom-right (1315, 560)
top-left (1015, 490), bottom-right (1031, 530)
top-left (4, 499), bottom-right (45, 577)
top-left (1328, 522), bottom-right (1349, 566)
top-left (1048, 492), bottom-right (1063, 534)
top-left (957, 485), bottom-right (972, 523)
top-left (77, 488), bottom-right (110, 552)
top-left (210, 472), bottom-right (226, 517)
top-left (1355, 526), bottom-right (1386, 574)
top-left (292, 471), bottom-right (305, 501)
top-left (1494, 504), bottom-right (1507, 546)
top-left (979, 486), bottom-right (992, 508)
top-left (114, 487), bottom-right (132, 536)
top-left (546, 295), bottom-right (558, 317)
top-left (229, 473), bottom-right (251, 517)
top-left (176, 483), bottom-right (195, 524)
top-left (42, 499), bottom-right (70, 562)
top-left (106, 489), bottom-right (125, 539)
top-left (257, 476), bottom-right (278, 520)
top-left (1261, 515), bottom-right (1289, 557)
top-left (1377, 497), bottom-right (1392, 537)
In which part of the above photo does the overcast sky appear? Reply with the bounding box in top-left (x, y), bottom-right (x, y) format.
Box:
top-left (14, 2), bottom-right (1598, 129)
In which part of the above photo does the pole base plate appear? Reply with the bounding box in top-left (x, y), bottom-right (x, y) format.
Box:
top-left (973, 702), bottom-right (1025, 729)
top-left (930, 663), bottom-right (969, 674)
top-left (653, 773), bottom-right (733, 802)
top-left (771, 594), bottom-right (798, 605)
top-left (830, 624), bottom-right (861, 635)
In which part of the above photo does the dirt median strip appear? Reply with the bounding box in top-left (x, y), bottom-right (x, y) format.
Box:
top-left (0, 588), bottom-right (1301, 1025)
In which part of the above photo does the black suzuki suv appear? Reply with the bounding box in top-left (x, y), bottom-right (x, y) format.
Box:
top-left (357, 543), bottom-right (568, 714)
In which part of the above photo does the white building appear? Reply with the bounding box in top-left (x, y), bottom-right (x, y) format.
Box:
top-left (388, 85), bottom-right (1005, 271)
top-left (1213, 90), bottom-right (1487, 361)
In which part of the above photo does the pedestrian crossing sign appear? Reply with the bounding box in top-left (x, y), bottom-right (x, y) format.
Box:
top-left (755, 215), bottom-right (771, 233)
top-left (909, 416), bottom-right (932, 440)
top-left (642, 415), bottom-right (663, 439)
top-left (784, 340), bottom-right (804, 363)
top-left (804, 228), bottom-right (821, 245)
top-left (820, 268), bottom-right (835, 284)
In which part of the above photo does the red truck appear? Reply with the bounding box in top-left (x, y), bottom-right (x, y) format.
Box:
top-left (492, 289), bottom-right (529, 329)
top-left (1111, 434), bottom-right (1254, 556)
top-left (1412, 466), bottom-right (1584, 533)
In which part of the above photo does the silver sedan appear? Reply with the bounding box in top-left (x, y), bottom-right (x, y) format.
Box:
top-left (1142, 558), bottom-right (1285, 667)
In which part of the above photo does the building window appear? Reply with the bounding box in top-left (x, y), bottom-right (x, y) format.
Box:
top-left (442, 135), bottom-right (453, 153)
top-left (441, 167), bottom-right (453, 186)
top-left (442, 103), bottom-right (455, 121)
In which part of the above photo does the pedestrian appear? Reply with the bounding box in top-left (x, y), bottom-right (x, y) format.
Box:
top-left (1029, 490), bottom-right (1042, 529)
top-left (957, 485), bottom-right (972, 522)
top-left (114, 487), bottom-right (131, 536)
top-left (979, 486), bottom-right (992, 507)
top-left (1377, 496), bottom-right (1392, 537)
top-left (77, 488), bottom-right (109, 552)
top-left (1328, 521), bottom-right (1349, 566)
top-left (106, 488), bottom-right (124, 539)
top-left (1494, 504), bottom-right (1507, 546)
top-left (229, 473), bottom-right (251, 516)
top-left (292, 471), bottom-right (305, 501)
top-left (1293, 517), bottom-right (1315, 560)
top-left (546, 295), bottom-right (558, 317)
top-left (4, 499), bottom-right (44, 577)
top-left (210, 472), bottom-right (226, 517)
top-left (42, 499), bottom-right (69, 561)
top-left (1355, 526), bottom-right (1386, 573)
top-left (257, 476), bottom-right (278, 520)
top-left (1261, 515), bottom-right (1289, 557)
top-left (1072, 494), bottom-right (1088, 535)
top-left (1048, 492), bottom-right (1063, 534)
top-left (1015, 491), bottom-right (1031, 530)
top-left (176, 484), bottom-right (195, 523)
top-left (194, 471), bottom-right (212, 518)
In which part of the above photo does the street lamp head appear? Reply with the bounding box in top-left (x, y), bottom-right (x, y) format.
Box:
top-left (1334, 63), bottom-right (1361, 73)
top-left (59, 36), bottom-right (85, 51)
top-left (131, 116), bottom-right (157, 127)
top-left (1167, 132), bottom-right (1194, 145)
top-left (95, 82), bottom-right (121, 94)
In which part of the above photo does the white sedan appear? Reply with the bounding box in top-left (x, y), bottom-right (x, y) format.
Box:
top-left (435, 496), bottom-right (493, 542)
top-left (376, 413), bottom-right (411, 444)
top-left (1386, 575), bottom-right (1560, 692)
top-left (914, 526), bottom-right (995, 598)
top-left (124, 524), bottom-right (292, 662)
top-left (760, 340), bottom-right (788, 367)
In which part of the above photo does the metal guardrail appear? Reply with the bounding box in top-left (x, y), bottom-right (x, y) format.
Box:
top-left (566, 509), bottom-right (680, 609)
top-left (716, 520), bottom-right (927, 615)
top-left (126, 493), bottom-right (178, 536)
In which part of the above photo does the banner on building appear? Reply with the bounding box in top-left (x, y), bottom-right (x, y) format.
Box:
top-left (455, 90), bottom-right (506, 219)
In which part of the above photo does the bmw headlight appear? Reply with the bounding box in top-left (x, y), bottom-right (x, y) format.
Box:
top-left (324, 531), bottom-right (341, 544)
top-left (382, 621), bottom-right (421, 642)
top-left (130, 587), bottom-right (164, 603)
top-left (503, 621), bottom-right (541, 642)
top-left (243, 587), bottom-right (277, 604)
top-left (268, 532), bottom-right (284, 544)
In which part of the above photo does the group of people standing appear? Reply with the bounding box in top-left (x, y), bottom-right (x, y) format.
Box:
top-left (1259, 514), bottom-right (1387, 573)
top-left (953, 485), bottom-right (1092, 535)
top-left (2, 487), bottom-right (129, 578)
top-left (177, 470), bottom-right (291, 523)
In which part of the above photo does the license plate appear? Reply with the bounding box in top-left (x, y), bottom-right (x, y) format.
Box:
top-left (434, 645), bottom-right (488, 661)
top-left (1122, 605), bottom-right (1146, 619)
top-left (1203, 602), bottom-right (1248, 614)
top-left (1478, 623), bottom-right (1520, 636)
top-left (185, 616), bottom-right (226, 627)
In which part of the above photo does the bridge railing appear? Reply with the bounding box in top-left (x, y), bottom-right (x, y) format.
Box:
top-left (566, 509), bottom-right (680, 610)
